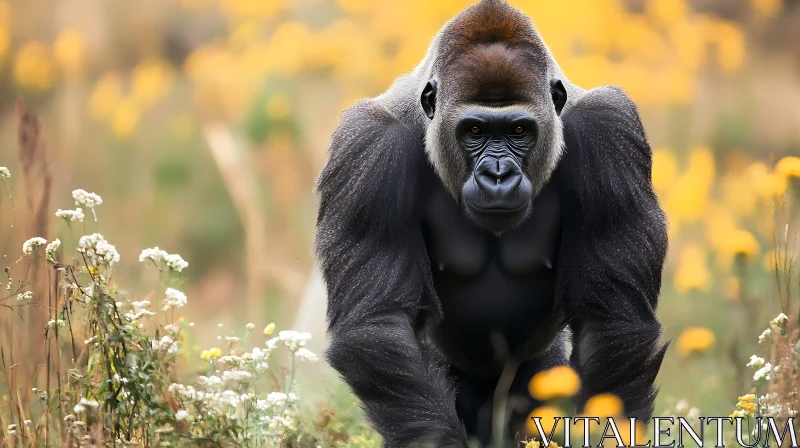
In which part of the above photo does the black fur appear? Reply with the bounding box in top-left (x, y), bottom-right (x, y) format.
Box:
top-left (314, 2), bottom-right (668, 447)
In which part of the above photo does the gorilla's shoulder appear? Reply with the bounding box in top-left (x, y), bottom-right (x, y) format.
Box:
top-left (556, 86), bottom-right (659, 223)
top-left (317, 98), bottom-right (429, 225)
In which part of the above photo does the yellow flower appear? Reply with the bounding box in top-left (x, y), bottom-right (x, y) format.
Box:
top-left (673, 244), bottom-right (711, 293)
top-left (53, 28), bottom-right (85, 79)
top-left (13, 41), bottom-right (55, 91)
top-left (0, 26), bottom-right (9, 62)
top-left (749, 0), bottom-right (781, 19)
top-left (676, 327), bottom-right (715, 357)
top-left (132, 60), bottom-right (172, 109)
top-left (111, 97), bottom-right (141, 139)
top-left (526, 406), bottom-right (564, 438)
top-left (88, 72), bottom-right (123, 121)
top-left (729, 229), bottom-right (759, 258)
top-left (200, 347), bottom-right (222, 361)
top-left (651, 148), bottom-right (678, 192)
top-left (524, 440), bottom-right (542, 448)
top-left (87, 266), bottom-right (99, 276)
top-left (528, 366), bottom-right (581, 400)
top-left (776, 156), bottom-right (800, 179)
top-left (582, 393), bottom-right (623, 418)
top-left (263, 323), bottom-right (275, 335)
top-left (738, 394), bottom-right (756, 402)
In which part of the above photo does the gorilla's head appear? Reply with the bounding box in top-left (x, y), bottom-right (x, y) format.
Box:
top-left (421, 1), bottom-right (567, 234)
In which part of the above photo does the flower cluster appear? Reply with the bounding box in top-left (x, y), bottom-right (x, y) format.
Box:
top-left (55, 208), bottom-right (85, 223)
top-left (162, 288), bottom-right (187, 310)
top-left (139, 247), bottom-right (189, 272)
top-left (22, 236), bottom-right (47, 255)
top-left (0, 166), bottom-right (10, 178)
top-left (77, 233), bottom-right (120, 266)
top-left (275, 330), bottom-right (312, 351)
top-left (72, 189), bottom-right (102, 220)
top-left (45, 238), bottom-right (61, 263)
top-left (124, 300), bottom-right (156, 321)
top-left (17, 291), bottom-right (33, 303)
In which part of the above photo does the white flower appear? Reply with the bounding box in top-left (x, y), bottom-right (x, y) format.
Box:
top-left (224, 336), bottom-right (240, 342)
top-left (73, 404), bottom-right (86, 414)
top-left (771, 313), bottom-right (789, 329)
top-left (754, 362), bottom-right (773, 381)
top-left (165, 253), bottom-right (188, 272)
top-left (278, 330), bottom-right (312, 351)
top-left (72, 189), bottom-right (102, 221)
top-left (78, 233), bottom-right (120, 266)
top-left (0, 167), bottom-right (10, 178)
top-left (47, 319), bottom-right (66, 328)
top-left (746, 355), bottom-right (765, 368)
top-left (55, 208), bottom-right (85, 223)
top-left (45, 238), bottom-right (61, 264)
top-left (17, 291), bottom-right (33, 303)
top-left (164, 323), bottom-right (179, 333)
top-left (175, 410), bottom-right (189, 421)
top-left (152, 335), bottom-right (179, 354)
top-left (139, 247), bottom-right (188, 272)
top-left (163, 288), bottom-right (187, 311)
top-left (124, 300), bottom-right (156, 321)
top-left (295, 347), bottom-right (319, 362)
top-left (266, 392), bottom-right (288, 407)
top-left (758, 328), bottom-right (772, 344)
top-left (246, 323), bottom-right (255, 330)
top-left (22, 237), bottom-right (47, 255)
top-left (222, 370), bottom-right (252, 383)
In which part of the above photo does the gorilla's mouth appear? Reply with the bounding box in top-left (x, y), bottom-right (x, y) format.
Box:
top-left (463, 197), bottom-right (531, 233)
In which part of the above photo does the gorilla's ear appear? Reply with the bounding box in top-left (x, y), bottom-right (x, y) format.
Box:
top-left (550, 78), bottom-right (567, 116)
top-left (421, 80), bottom-right (437, 119)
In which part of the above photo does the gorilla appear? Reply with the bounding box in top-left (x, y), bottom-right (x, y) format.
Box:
top-left (314, 1), bottom-right (668, 446)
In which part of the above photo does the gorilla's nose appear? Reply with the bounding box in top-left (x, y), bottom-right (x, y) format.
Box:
top-left (474, 156), bottom-right (522, 199)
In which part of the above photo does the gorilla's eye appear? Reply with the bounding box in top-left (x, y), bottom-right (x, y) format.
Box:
top-left (513, 126), bottom-right (525, 135)
top-left (470, 126), bottom-right (481, 135)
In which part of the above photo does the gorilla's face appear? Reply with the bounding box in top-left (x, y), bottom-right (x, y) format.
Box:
top-left (422, 78), bottom-right (567, 234)
top-left (456, 108), bottom-right (536, 233)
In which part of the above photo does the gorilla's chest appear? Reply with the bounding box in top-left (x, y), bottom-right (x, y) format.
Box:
top-left (421, 181), bottom-right (563, 371)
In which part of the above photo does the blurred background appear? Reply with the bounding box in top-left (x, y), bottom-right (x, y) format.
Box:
top-left (0, 0), bottom-right (799, 421)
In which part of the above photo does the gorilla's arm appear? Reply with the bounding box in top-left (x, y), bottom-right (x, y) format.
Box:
top-left (554, 87), bottom-right (669, 422)
top-left (315, 100), bottom-right (467, 447)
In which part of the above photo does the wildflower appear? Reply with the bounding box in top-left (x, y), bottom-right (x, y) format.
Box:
top-left (266, 392), bottom-right (288, 407)
top-left (524, 440), bottom-right (542, 448)
top-left (264, 323), bottom-right (275, 335)
top-left (776, 156), bottom-right (800, 178)
top-left (47, 319), bottom-right (66, 328)
top-left (736, 394), bottom-right (757, 416)
top-left (139, 247), bottom-right (188, 272)
top-left (17, 291), bottom-right (33, 303)
top-left (676, 327), bottom-right (715, 356)
top-left (528, 365), bottom-right (581, 400)
top-left (222, 370), bottom-right (252, 383)
top-left (200, 347), bottom-right (222, 361)
top-left (729, 229), bottom-right (759, 258)
top-left (730, 409), bottom-right (747, 418)
top-left (78, 233), bottom-right (120, 266)
top-left (754, 363), bottom-right (773, 381)
top-left (163, 288), bottom-right (187, 311)
top-left (45, 238), bottom-right (61, 264)
top-left (124, 300), bottom-right (156, 321)
top-left (526, 406), bottom-right (564, 438)
top-left (0, 167), bottom-right (9, 178)
top-left (246, 322), bottom-right (255, 330)
top-left (746, 355), bottom-right (765, 368)
top-left (175, 410), bottom-right (189, 421)
top-left (758, 328), bottom-right (772, 344)
top-left (266, 337), bottom-right (280, 350)
top-left (22, 237), bottom-right (47, 255)
top-left (72, 189), bottom-right (102, 220)
top-left (56, 208), bottom-right (85, 223)
top-left (153, 335), bottom-right (179, 354)
top-left (295, 347), bottom-right (319, 362)
top-left (770, 312), bottom-right (789, 329)
top-left (582, 393), bottom-right (623, 417)
top-left (278, 330), bottom-right (312, 351)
